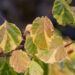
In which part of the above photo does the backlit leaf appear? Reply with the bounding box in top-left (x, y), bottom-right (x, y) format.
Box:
top-left (9, 50), bottom-right (31, 73)
top-left (0, 21), bottom-right (22, 53)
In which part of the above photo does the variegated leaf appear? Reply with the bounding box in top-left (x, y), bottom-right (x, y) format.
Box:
top-left (52, 0), bottom-right (74, 26)
top-left (36, 31), bottom-right (66, 64)
top-left (31, 16), bottom-right (54, 50)
top-left (0, 21), bottom-right (22, 53)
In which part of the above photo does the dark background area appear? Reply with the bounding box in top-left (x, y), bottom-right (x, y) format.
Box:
top-left (0, 0), bottom-right (75, 39)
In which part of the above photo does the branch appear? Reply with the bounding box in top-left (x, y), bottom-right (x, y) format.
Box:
top-left (0, 45), bottom-right (24, 57)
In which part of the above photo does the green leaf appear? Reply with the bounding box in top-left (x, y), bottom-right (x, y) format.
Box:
top-left (25, 35), bottom-right (37, 56)
top-left (31, 16), bottom-right (54, 50)
top-left (34, 58), bottom-right (50, 75)
top-left (0, 57), bottom-right (17, 75)
top-left (29, 60), bottom-right (44, 75)
top-left (9, 50), bottom-right (31, 73)
top-left (0, 61), bottom-right (17, 75)
top-left (52, 0), bottom-right (74, 26)
top-left (24, 69), bottom-right (29, 75)
top-left (0, 21), bottom-right (22, 53)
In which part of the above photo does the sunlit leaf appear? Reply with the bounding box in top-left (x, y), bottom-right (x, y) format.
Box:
top-left (0, 21), bottom-right (22, 53)
top-left (31, 16), bottom-right (54, 50)
top-left (29, 60), bottom-right (44, 75)
top-left (52, 0), bottom-right (74, 26)
top-left (9, 50), bottom-right (31, 73)
top-left (25, 35), bottom-right (37, 56)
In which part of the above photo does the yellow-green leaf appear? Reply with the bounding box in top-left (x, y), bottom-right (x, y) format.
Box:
top-left (31, 16), bottom-right (54, 50)
top-left (0, 21), bottom-right (22, 53)
top-left (52, 0), bottom-right (74, 26)
top-left (29, 60), bottom-right (44, 75)
top-left (25, 35), bottom-right (37, 56)
top-left (9, 50), bottom-right (31, 73)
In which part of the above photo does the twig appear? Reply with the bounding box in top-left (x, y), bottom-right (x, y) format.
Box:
top-left (64, 41), bottom-right (75, 47)
top-left (0, 45), bottom-right (24, 57)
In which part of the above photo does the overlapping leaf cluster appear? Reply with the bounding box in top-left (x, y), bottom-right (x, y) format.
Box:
top-left (0, 0), bottom-right (75, 75)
